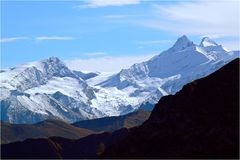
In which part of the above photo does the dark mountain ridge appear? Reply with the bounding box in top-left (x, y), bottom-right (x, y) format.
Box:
top-left (1, 119), bottom-right (93, 144)
top-left (1, 109), bottom-right (149, 144)
top-left (103, 58), bottom-right (239, 159)
top-left (1, 128), bottom-right (130, 159)
top-left (72, 109), bottom-right (150, 132)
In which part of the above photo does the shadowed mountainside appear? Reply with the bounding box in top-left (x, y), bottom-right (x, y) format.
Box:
top-left (1, 109), bottom-right (150, 144)
top-left (1, 119), bottom-right (93, 144)
top-left (102, 58), bottom-right (239, 159)
top-left (1, 59), bottom-right (239, 159)
top-left (1, 128), bottom-right (129, 159)
top-left (72, 109), bottom-right (150, 132)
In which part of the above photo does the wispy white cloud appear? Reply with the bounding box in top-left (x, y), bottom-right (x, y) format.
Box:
top-left (137, 40), bottom-right (173, 45)
top-left (0, 37), bottom-right (29, 43)
top-left (35, 36), bottom-right (74, 41)
top-left (65, 54), bottom-right (156, 72)
top-left (220, 40), bottom-right (240, 51)
top-left (84, 52), bottom-right (107, 57)
top-left (103, 14), bottom-right (130, 19)
top-left (200, 34), bottom-right (227, 39)
top-left (140, 0), bottom-right (239, 37)
top-left (76, 0), bottom-right (141, 8)
top-left (103, 14), bottom-right (143, 19)
top-left (1, 36), bottom-right (75, 43)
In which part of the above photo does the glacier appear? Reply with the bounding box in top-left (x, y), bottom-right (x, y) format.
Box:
top-left (1, 35), bottom-right (239, 124)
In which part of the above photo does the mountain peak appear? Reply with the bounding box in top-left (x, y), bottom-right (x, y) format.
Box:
top-left (178, 35), bottom-right (189, 41)
top-left (41, 56), bottom-right (61, 64)
top-left (200, 37), bottom-right (218, 47)
top-left (40, 56), bottom-right (66, 69)
top-left (171, 35), bottom-right (194, 51)
top-left (38, 56), bottom-right (76, 78)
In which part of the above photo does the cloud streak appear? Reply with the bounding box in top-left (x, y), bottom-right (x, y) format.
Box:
top-left (65, 54), bottom-right (156, 72)
top-left (137, 40), bottom-right (173, 45)
top-left (220, 40), bottom-right (240, 51)
top-left (84, 52), bottom-right (107, 56)
top-left (1, 36), bottom-right (75, 43)
top-left (140, 0), bottom-right (239, 37)
top-left (0, 37), bottom-right (29, 43)
top-left (35, 36), bottom-right (74, 41)
top-left (103, 14), bottom-right (144, 19)
top-left (77, 0), bottom-right (141, 8)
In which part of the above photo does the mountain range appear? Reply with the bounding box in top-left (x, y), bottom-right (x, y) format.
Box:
top-left (72, 109), bottom-right (150, 132)
top-left (2, 58), bottom-right (238, 159)
top-left (1, 109), bottom-right (150, 144)
top-left (1, 120), bottom-right (93, 144)
top-left (1, 35), bottom-right (239, 124)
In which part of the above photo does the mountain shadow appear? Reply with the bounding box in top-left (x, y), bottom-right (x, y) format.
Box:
top-left (102, 58), bottom-right (239, 159)
top-left (1, 119), bottom-right (93, 144)
top-left (72, 109), bottom-right (150, 132)
top-left (1, 109), bottom-right (149, 144)
top-left (1, 128), bottom-right (129, 159)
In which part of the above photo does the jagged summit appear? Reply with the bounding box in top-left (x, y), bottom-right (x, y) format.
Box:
top-left (200, 37), bottom-right (218, 47)
top-left (40, 56), bottom-right (62, 65)
top-left (99, 35), bottom-right (238, 105)
top-left (170, 35), bottom-right (194, 51)
top-left (39, 56), bottom-right (66, 69)
top-left (176, 35), bottom-right (190, 42)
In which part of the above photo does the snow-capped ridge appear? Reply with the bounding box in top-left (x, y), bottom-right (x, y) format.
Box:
top-left (200, 37), bottom-right (218, 47)
top-left (40, 56), bottom-right (62, 64)
top-left (39, 57), bottom-right (76, 78)
top-left (98, 35), bottom-right (238, 103)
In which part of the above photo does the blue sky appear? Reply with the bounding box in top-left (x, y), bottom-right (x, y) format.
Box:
top-left (1, 0), bottom-right (239, 72)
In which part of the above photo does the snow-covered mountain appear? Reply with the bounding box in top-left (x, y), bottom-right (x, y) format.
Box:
top-left (98, 36), bottom-right (238, 103)
top-left (1, 36), bottom-right (238, 124)
top-left (0, 57), bottom-right (144, 123)
top-left (1, 57), bottom-right (104, 123)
